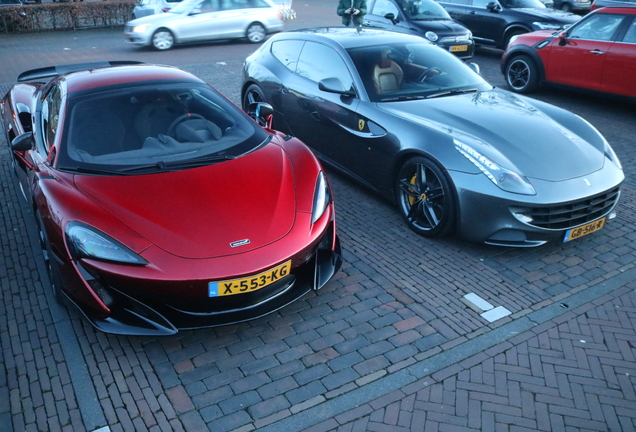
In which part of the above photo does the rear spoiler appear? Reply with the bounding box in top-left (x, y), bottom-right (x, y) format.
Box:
top-left (17, 61), bottom-right (145, 83)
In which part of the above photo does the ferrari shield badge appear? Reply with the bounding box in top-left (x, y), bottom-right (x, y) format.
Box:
top-left (358, 119), bottom-right (365, 131)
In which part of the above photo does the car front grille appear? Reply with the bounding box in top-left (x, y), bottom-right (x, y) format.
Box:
top-left (517, 187), bottom-right (621, 230)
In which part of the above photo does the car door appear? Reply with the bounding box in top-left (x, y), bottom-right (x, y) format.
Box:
top-left (600, 14), bottom-right (636, 97)
top-left (441, 0), bottom-right (504, 44)
top-left (177, 0), bottom-right (223, 41)
top-left (545, 12), bottom-right (624, 90)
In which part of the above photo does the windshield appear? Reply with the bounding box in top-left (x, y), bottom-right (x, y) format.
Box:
top-left (503, 0), bottom-right (546, 8)
top-left (347, 42), bottom-right (491, 102)
top-left (398, 0), bottom-right (451, 19)
top-left (168, 0), bottom-right (200, 14)
top-left (58, 83), bottom-right (268, 174)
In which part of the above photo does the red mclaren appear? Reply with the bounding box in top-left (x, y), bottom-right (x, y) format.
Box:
top-left (1, 61), bottom-right (342, 336)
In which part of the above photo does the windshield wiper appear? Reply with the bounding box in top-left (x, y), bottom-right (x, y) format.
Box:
top-left (72, 167), bottom-right (128, 175)
top-left (380, 95), bottom-right (427, 102)
top-left (426, 88), bottom-right (478, 99)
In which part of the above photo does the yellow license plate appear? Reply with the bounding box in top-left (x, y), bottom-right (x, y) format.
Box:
top-left (208, 261), bottom-right (292, 297)
top-left (451, 45), bottom-right (468, 52)
top-left (563, 218), bottom-right (606, 242)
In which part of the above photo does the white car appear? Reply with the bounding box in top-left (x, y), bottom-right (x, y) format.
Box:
top-left (124, 0), bottom-right (284, 50)
top-left (132, 0), bottom-right (182, 19)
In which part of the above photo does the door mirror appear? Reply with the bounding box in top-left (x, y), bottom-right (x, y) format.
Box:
top-left (11, 132), bottom-right (34, 152)
top-left (384, 12), bottom-right (399, 24)
top-left (558, 30), bottom-right (568, 45)
top-left (247, 102), bottom-right (274, 128)
top-left (318, 78), bottom-right (356, 97)
top-left (468, 62), bottom-right (480, 75)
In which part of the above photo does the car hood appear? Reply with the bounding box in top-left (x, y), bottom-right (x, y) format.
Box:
top-left (409, 19), bottom-right (471, 36)
top-left (378, 89), bottom-right (604, 181)
top-left (74, 144), bottom-right (296, 259)
top-left (508, 7), bottom-right (580, 22)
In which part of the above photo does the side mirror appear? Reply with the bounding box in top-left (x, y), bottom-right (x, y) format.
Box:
top-left (384, 12), bottom-right (399, 24)
top-left (467, 62), bottom-right (480, 75)
top-left (558, 30), bottom-right (567, 46)
top-left (11, 132), bottom-right (34, 152)
top-left (247, 102), bottom-right (274, 128)
top-left (318, 78), bottom-right (356, 97)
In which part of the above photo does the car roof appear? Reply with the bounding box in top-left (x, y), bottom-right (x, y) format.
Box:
top-left (65, 64), bottom-right (202, 94)
top-left (594, 5), bottom-right (636, 11)
top-left (274, 27), bottom-right (434, 49)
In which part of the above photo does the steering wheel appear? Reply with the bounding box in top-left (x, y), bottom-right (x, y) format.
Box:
top-left (166, 113), bottom-right (206, 137)
top-left (418, 67), bottom-right (442, 82)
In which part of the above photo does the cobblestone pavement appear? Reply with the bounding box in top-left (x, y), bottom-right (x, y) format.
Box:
top-left (1, 13), bottom-right (636, 432)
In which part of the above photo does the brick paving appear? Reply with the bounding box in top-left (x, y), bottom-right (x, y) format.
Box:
top-left (2, 12), bottom-right (636, 432)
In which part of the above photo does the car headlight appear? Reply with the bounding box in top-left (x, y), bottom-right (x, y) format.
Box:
top-left (66, 223), bottom-right (148, 265)
top-left (604, 140), bottom-right (622, 170)
top-left (132, 23), bottom-right (152, 33)
top-left (311, 172), bottom-right (332, 224)
top-left (454, 140), bottom-right (536, 195)
top-left (532, 21), bottom-right (563, 31)
top-left (425, 31), bottom-right (439, 42)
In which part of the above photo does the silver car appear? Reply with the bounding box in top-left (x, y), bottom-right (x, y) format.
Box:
top-left (124, 0), bottom-right (284, 50)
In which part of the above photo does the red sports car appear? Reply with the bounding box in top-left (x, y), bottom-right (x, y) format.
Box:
top-left (501, 7), bottom-right (636, 99)
top-left (1, 61), bottom-right (342, 336)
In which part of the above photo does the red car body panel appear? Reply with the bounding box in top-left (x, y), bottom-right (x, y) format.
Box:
top-left (502, 8), bottom-right (636, 98)
top-left (2, 63), bottom-right (342, 335)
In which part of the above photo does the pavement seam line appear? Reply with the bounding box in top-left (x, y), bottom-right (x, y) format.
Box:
top-left (258, 266), bottom-right (636, 432)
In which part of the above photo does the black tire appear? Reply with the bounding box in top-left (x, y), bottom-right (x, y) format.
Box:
top-left (242, 84), bottom-right (267, 112)
top-left (36, 212), bottom-right (64, 305)
top-left (505, 55), bottom-right (539, 93)
top-left (246, 23), bottom-right (266, 43)
top-left (152, 28), bottom-right (174, 50)
top-left (395, 156), bottom-right (456, 238)
top-left (560, 2), bottom-right (572, 11)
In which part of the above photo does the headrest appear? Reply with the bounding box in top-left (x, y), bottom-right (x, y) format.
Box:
top-left (175, 119), bottom-right (222, 142)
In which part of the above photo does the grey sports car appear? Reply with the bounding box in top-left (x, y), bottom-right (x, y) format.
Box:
top-left (241, 28), bottom-right (624, 247)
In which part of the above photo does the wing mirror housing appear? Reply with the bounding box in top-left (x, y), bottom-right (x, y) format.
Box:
top-left (468, 62), bottom-right (480, 75)
top-left (318, 78), bottom-right (356, 97)
top-left (558, 30), bottom-right (568, 46)
top-left (12, 132), bottom-right (34, 152)
top-left (384, 12), bottom-right (399, 24)
top-left (247, 102), bottom-right (274, 129)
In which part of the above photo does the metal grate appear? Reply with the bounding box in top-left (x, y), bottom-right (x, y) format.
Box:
top-left (519, 187), bottom-right (621, 230)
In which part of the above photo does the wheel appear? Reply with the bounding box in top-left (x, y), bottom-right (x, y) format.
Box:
top-left (166, 113), bottom-right (205, 137)
top-left (246, 23), bottom-right (266, 43)
top-left (560, 2), bottom-right (571, 11)
top-left (395, 156), bottom-right (456, 238)
top-left (36, 212), bottom-right (64, 305)
top-left (242, 84), bottom-right (267, 113)
top-left (152, 28), bottom-right (175, 50)
top-left (505, 55), bottom-right (539, 93)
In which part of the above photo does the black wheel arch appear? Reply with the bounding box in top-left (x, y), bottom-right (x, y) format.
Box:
top-left (502, 45), bottom-right (546, 82)
top-left (501, 25), bottom-right (532, 48)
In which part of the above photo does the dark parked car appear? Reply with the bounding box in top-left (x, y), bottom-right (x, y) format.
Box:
top-left (241, 28), bottom-right (624, 247)
top-left (590, 0), bottom-right (636, 10)
top-left (552, 0), bottom-right (591, 12)
top-left (362, 0), bottom-right (475, 59)
top-left (437, 0), bottom-right (580, 48)
top-left (501, 7), bottom-right (636, 98)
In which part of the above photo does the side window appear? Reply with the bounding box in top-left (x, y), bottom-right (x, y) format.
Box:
top-left (40, 85), bottom-right (62, 155)
top-left (371, 0), bottom-right (400, 16)
top-left (296, 42), bottom-right (354, 90)
top-left (620, 17), bottom-right (636, 43)
top-left (272, 40), bottom-right (304, 71)
top-left (569, 14), bottom-right (625, 41)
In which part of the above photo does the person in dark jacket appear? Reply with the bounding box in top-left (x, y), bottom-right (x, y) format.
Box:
top-left (337, 0), bottom-right (367, 27)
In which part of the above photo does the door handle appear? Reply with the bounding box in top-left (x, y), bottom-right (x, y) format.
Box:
top-left (590, 50), bottom-right (605, 55)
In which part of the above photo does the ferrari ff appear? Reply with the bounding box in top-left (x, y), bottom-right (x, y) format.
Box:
top-left (241, 28), bottom-right (624, 247)
top-left (1, 61), bottom-right (342, 335)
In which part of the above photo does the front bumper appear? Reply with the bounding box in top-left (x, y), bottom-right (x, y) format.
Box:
top-left (450, 166), bottom-right (623, 247)
top-left (62, 230), bottom-right (342, 336)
